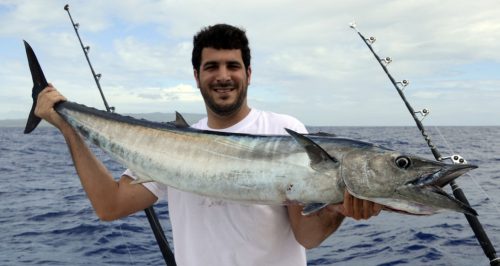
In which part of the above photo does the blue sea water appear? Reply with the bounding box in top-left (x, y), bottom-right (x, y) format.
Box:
top-left (1, 126), bottom-right (499, 265)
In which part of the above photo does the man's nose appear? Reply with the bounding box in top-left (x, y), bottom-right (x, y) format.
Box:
top-left (216, 67), bottom-right (230, 82)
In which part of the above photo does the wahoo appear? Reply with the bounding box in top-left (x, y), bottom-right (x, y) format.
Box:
top-left (23, 41), bottom-right (478, 216)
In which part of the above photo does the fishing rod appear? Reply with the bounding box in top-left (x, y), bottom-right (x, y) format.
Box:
top-left (63, 4), bottom-right (176, 265)
top-left (350, 22), bottom-right (499, 266)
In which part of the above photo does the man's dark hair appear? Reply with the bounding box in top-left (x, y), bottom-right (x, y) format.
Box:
top-left (192, 24), bottom-right (251, 72)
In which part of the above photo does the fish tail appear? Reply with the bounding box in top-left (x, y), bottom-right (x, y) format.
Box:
top-left (23, 40), bottom-right (48, 134)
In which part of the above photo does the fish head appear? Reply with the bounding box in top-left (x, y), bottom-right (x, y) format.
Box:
top-left (341, 149), bottom-right (477, 215)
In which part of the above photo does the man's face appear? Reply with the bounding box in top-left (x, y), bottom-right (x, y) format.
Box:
top-left (194, 47), bottom-right (251, 117)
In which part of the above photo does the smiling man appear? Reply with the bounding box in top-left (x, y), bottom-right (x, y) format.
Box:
top-left (195, 47), bottom-right (251, 128)
top-left (34, 23), bottom-right (382, 265)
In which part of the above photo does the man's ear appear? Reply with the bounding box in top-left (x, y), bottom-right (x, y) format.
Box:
top-left (246, 66), bottom-right (252, 85)
top-left (193, 69), bottom-right (200, 88)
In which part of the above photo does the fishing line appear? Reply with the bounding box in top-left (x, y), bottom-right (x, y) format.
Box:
top-left (433, 126), bottom-right (500, 215)
top-left (117, 222), bottom-right (136, 265)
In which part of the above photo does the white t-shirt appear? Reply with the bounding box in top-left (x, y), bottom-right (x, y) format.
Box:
top-left (124, 109), bottom-right (308, 266)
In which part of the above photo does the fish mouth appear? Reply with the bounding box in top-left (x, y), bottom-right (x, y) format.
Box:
top-left (400, 163), bottom-right (478, 216)
top-left (408, 163), bottom-right (478, 188)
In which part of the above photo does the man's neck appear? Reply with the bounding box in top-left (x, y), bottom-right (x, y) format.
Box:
top-left (206, 105), bottom-right (251, 129)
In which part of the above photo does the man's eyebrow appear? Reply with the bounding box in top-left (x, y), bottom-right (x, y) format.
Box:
top-left (202, 61), bottom-right (218, 68)
top-left (202, 60), bottom-right (242, 67)
top-left (227, 60), bottom-right (242, 65)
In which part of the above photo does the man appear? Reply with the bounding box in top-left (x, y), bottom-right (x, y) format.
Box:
top-left (35, 24), bottom-right (382, 265)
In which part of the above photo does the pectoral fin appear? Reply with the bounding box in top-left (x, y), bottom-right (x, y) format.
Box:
top-left (285, 128), bottom-right (338, 171)
top-left (301, 203), bottom-right (329, 215)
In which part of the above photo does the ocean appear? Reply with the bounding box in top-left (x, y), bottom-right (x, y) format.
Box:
top-left (1, 126), bottom-right (499, 265)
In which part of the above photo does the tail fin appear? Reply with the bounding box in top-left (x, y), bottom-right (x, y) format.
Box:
top-left (23, 40), bottom-right (48, 134)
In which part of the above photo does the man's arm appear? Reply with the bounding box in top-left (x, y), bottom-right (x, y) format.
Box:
top-left (288, 190), bottom-right (382, 249)
top-left (35, 85), bottom-right (157, 221)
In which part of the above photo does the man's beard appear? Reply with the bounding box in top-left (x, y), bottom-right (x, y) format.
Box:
top-left (201, 82), bottom-right (248, 117)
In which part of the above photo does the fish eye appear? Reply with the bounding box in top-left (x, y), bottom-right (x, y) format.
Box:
top-left (395, 156), bottom-right (411, 169)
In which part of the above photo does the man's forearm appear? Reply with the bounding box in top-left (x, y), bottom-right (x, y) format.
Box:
top-left (59, 123), bottom-right (120, 219)
top-left (288, 205), bottom-right (346, 249)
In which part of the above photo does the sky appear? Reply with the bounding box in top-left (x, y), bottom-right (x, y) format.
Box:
top-left (1, 0), bottom-right (499, 126)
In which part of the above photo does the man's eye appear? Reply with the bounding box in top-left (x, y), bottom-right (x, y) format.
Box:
top-left (203, 62), bottom-right (217, 69)
top-left (228, 64), bottom-right (241, 70)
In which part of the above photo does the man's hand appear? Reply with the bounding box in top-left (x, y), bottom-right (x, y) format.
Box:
top-left (288, 190), bottom-right (383, 248)
top-left (34, 85), bottom-right (67, 129)
top-left (327, 190), bottom-right (383, 220)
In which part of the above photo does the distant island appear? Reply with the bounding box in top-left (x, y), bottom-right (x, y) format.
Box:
top-left (0, 112), bottom-right (205, 127)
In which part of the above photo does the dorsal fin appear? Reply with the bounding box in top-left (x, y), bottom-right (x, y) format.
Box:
top-left (174, 111), bottom-right (190, 128)
top-left (310, 131), bottom-right (336, 137)
top-left (285, 128), bottom-right (338, 171)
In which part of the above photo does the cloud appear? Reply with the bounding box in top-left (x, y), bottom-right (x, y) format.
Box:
top-left (99, 83), bottom-right (203, 113)
top-left (135, 84), bottom-right (202, 102)
top-left (1, 0), bottom-right (499, 125)
top-left (113, 36), bottom-right (192, 79)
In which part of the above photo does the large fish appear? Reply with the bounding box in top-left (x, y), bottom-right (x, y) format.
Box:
top-left (23, 41), bottom-right (477, 216)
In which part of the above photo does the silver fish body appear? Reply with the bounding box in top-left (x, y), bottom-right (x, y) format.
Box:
top-left (55, 101), bottom-right (477, 216)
